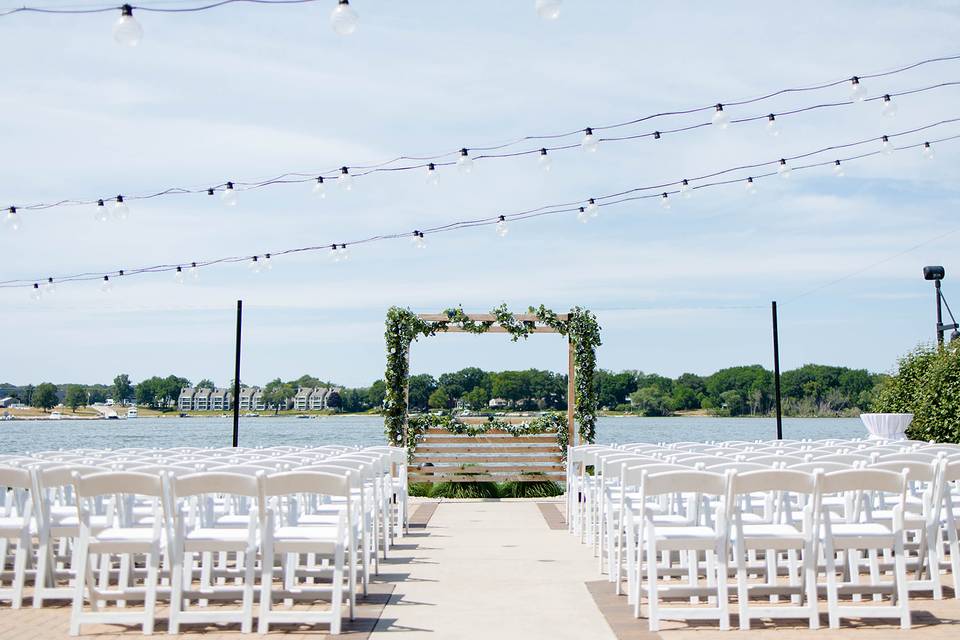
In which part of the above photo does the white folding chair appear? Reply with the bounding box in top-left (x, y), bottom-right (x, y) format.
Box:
top-left (0, 466), bottom-right (34, 609)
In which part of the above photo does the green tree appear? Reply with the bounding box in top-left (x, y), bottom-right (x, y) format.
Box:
top-left (263, 378), bottom-right (295, 414)
top-left (629, 386), bottom-right (673, 417)
top-left (367, 380), bottom-right (387, 408)
top-left (407, 374), bottom-right (437, 411)
top-left (875, 343), bottom-right (960, 442)
top-left (196, 379), bottom-right (215, 390)
top-left (491, 371), bottom-right (528, 404)
top-left (64, 385), bottom-right (88, 412)
top-left (111, 374), bottom-right (134, 402)
top-left (719, 389), bottom-right (747, 416)
top-left (135, 378), bottom-right (158, 408)
top-left (463, 386), bottom-right (490, 411)
top-left (87, 387), bottom-right (107, 404)
top-left (32, 382), bottom-right (59, 411)
top-left (428, 388), bottom-right (451, 410)
top-left (438, 367), bottom-right (489, 400)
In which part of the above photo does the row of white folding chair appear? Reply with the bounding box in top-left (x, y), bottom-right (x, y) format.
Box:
top-left (621, 467), bottom-right (913, 631)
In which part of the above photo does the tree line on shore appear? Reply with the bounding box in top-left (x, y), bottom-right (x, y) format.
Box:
top-left (3, 363), bottom-right (885, 418)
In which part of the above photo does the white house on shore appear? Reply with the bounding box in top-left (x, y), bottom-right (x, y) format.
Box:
top-left (293, 386), bottom-right (342, 411)
top-left (178, 384), bottom-right (340, 412)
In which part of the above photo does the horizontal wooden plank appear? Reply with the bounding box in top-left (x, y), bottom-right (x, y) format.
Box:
top-left (415, 446), bottom-right (559, 454)
top-left (409, 465), bottom-right (565, 474)
top-left (422, 436), bottom-right (558, 444)
top-left (417, 313), bottom-right (568, 323)
top-left (408, 473), bottom-right (565, 483)
top-left (413, 456), bottom-right (563, 464)
top-left (427, 419), bottom-right (549, 428)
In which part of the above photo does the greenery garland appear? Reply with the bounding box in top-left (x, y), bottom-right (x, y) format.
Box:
top-left (405, 412), bottom-right (569, 459)
top-left (383, 304), bottom-right (601, 448)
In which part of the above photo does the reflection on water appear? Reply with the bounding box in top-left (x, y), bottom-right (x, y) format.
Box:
top-left (0, 415), bottom-right (866, 454)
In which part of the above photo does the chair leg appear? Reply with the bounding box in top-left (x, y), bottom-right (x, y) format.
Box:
top-left (331, 544), bottom-right (344, 635)
top-left (716, 548), bottom-right (730, 631)
top-left (10, 534), bottom-right (29, 609)
top-left (33, 537), bottom-right (50, 609)
top-left (646, 534), bottom-right (659, 632)
top-left (804, 542), bottom-right (820, 630)
top-left (824, 544), bottom-right (840, 629)
top-left (241, 547), bottom-right (256, 634)
top-left (736, 541), bottom-right (750, 630)
top-left (168, 551), bottom-right (183, 636)
top-left (69, 543), bottom-right (88, 637)
top-left (893, 537), bottom-right (912, 630)
top-left (143, 550), bottom-right (159, 635)
top-left (258, 542), bottom-right (275, 635)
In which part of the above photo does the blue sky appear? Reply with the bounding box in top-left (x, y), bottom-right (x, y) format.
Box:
top-left (2, 1), bottom-right (959, 388)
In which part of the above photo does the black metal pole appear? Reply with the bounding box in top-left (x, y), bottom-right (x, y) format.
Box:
top-left (771, 300), bottom-right (783, 440)
top-left (232, 300), bottom-right (242, 447)
top-left (935, 280), bottom-right (945, 348)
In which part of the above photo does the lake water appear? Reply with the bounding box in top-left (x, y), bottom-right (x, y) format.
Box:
top-left (0, 415), bottom-right (867, 454)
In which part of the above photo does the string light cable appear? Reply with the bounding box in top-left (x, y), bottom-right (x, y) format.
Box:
top-left (7, 55), bottom-right (960, 214)
top-left (6, 118), bottom-right (959, 293)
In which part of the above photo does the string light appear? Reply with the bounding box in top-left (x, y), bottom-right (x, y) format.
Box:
top-left (249, 256), bottom-right (262, 273)
top-left (538, 148), bottom-right (552, 172)
top-left (313, 176), bottom-right (326, 198)
top-left (426, 163), bottom-right (439, 185)
top-left (850, 76), bottom-right (867, 102)
top-left (4, 206), bottom-right (21, 232)
top-left (881, 94), bottom-right (897, 118)
top-left (766, 114), bottom-right (780, 137)
top-left (330, 0), bottom-right (358, 36)
top-left (100, 275), bottom-right (113, 294)
top-left (679, 179), bottom-right (692, 198)
top-left (660, 193), bottom-right (671, 209)
top-left (10, 77), bottom-right (960, 217)
top-left (923, 141), bottom-right (935, 159)
top-left (44, 277), bottom-right (56, 295)
top-left (190, 262), bottom-right (199, 280)
top-left (8, 130), bottom-right (959, 294)
top-left (881, 135), bottom-right (894, 155)
top-left (495, 215), bottom-right (509, 237)
top-left (94, 199), bottom-right (108, 223)
top-left (456, 149), bottom-right (474, 174)
top-left (113, 195), bottom-right (129, 221)
top-left (339, 166), bottom-right (353, 191)
top-left (221, 182), bottom-right (237, 206)
top-left (113, 4), bottom-right (142, 47)
top-left (777, 159), bottom-right (792, 179)
top-left (581, 127), bottom-right (598, 152)
top-left (586, 198), bottom-right (599, 218)
top-left (264, 253), bottom-right (273, 269)
top-left (534, 0), bottom-right (561, 20)
top-left (30, 283), bottom-right (42, 301)
top-left (174, 266), bottom-right (185, 284)
top-left (833, 160), bottom-right (845, 177)
top-left (712, 104), bottom-right (730, 128)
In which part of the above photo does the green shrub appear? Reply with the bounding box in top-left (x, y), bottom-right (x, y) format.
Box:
top-left (874, 342), bottom-right (960, 442)
top-left (498, 480), bottom-right (563, 498)
top-left (427, 482), bottom-right (500, 499)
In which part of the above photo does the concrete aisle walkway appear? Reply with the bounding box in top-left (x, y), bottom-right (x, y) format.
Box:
top-left (371, 501), bottom-right (616, 640)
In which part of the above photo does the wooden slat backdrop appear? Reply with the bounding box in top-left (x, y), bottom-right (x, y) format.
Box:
top-left (410, 427), bottom-right (564, 483)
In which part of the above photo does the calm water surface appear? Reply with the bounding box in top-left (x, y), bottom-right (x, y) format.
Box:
top-left (0, 415), bottom-right (866, 454)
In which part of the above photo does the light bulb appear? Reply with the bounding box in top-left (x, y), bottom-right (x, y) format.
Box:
top-left (679, 179), bottom-right (692, 199)
top-left (264, 253), bottom-right (273, 270)
top-left (113, 4), bottom-right (143, 47)
top-left (777, 159), bottom-right (792, 179)
top-left (5, 206), bottom-right (21, 232)
top-left (330, 0), bottom-right (358, 36)
top-left (535, 0), bottom-right (561, 20)
top-left (586, 198), bottom-right (599, 218)
top-left (766, 114), bottom-right (779, 137)
top-left (339, 166), bottom-right (353, 191)
top-left (221, 182), bottom-right (237, 206)
top-left (849, 76), bottom-right (866, 102)
top-left (881, 135), bottom-right (893, 155)
top-left (31, 283), bottom-right (42, 302)
top-left (337, 245), bottom-right (349, 261)
top-left (312, 176), bottom-right (326, 198)
top-left (330, 244), bottom-right (341, 263)
top-left (456, 148), bottom-right (474, 174)
top-left (100, 276), bottom-right (113, 294)
top-left (581, 127), bottom-right (598, 152)
top-left (190, 262), bottom-right (199, 280)
top-left (922, 142), bottom-right (935, 160)
top-left (495, 215), bottom-right (509, 237)
top-left (881, 94), bottom-right (897, 118)
top-left (712, 104), bottom-right (730, 129)
top-left (745, 177), bottom-right (757, 195)
top-left (660, 193), bottom-right (671, 209)
top-left (113, 195), bottom-right (129, 221)
top-left (576, 206), bottom-right (588, 223)
top-left (426, 163), bottom-right (440, 185)
top-left (249, 256), bottom-right (262, 273)
top-left (94, 199), bottom-right (109, 223)
top-left (174, 266), bottom-right (185, 284)
top-left (538, 148), bottom-right (552, 172)
top-left (414, 232), bottom-right (426, 249)
top-left (44, 277), bottom-right (56, 296)
top-left (833, 160), bottom-right (845, 177)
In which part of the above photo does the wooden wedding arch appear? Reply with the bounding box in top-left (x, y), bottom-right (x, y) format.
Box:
top-left (383, 306), bottom-right (601, 484)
